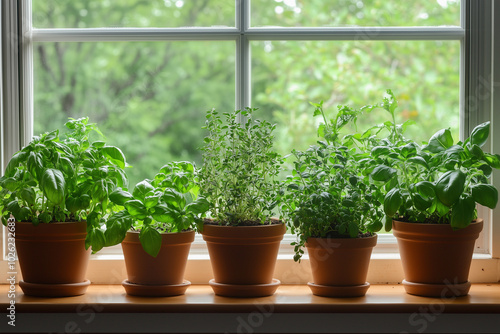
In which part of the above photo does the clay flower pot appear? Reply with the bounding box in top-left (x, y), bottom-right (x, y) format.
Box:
top-left (15, 221), bottom-right (91, 297)
top-left (305, 234), bottom-right (377, 297)
top-left (121, 230), bottom-right (195, 297)
top-left (201, 222), bottom-right (286, 297)
top-left (393, 219), bottom-right (483, 297)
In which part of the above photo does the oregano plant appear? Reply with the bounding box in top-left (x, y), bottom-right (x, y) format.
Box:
top-left (0, 118), bottom-right (128, 253)
top-left (282, 101), bottom-right (385, 262)
top-left (198, 108), bottom-right (283, 226)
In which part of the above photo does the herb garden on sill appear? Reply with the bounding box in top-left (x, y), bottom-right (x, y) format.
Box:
top-left (1, 90), bottom-right (498, 299)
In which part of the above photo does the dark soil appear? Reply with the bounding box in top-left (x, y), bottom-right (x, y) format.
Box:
top-left (204, 217), bottom-right (283, 227)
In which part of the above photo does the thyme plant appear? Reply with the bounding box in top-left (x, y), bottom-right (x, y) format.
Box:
top-left (198, 108), bottom-right (283, 226)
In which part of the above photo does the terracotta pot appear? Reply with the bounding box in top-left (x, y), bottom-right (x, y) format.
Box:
top-left (15, 221), bottom-right (91, 297)
top-left (393, 219), bottom-right (483, 297)
top-left (121, 230), bottom-right (195, 285)
top-left (306, 235), bottom-right (377, 297)
top-left (202, 223), bottom-right (286, 297)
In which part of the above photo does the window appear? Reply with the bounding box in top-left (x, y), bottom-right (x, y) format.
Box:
top-left (1, 0), bottom-right (499, 284)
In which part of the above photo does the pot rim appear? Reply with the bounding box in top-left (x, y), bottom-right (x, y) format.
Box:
top-left (392, 218), bottom-right (483, 227)
top-left (125, 229), bottom-right (195, 235)
top-left (15, 221), bottom-right (87, 225)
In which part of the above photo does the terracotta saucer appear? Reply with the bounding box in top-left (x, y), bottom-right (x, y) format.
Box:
top-left (19, 279), bottom-right (90, 297)
top-left (122, 279), bottom-right (191, 297)
top-left (209, 278), bottom-right (280, 297)
top-left (402, 279), bottom-right (471, 298)
top-left (307, 282), bottom-right (370, 297)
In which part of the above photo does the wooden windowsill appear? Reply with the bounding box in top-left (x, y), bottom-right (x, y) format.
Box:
top-left (1, 283), bottom-right (499, 314)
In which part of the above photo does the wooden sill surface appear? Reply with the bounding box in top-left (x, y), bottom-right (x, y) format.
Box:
top-left (1, 283), bottom-right (499, 314)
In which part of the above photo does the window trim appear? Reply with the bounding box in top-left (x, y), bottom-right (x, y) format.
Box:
top-left (1, 0), bottom-right (499, 284)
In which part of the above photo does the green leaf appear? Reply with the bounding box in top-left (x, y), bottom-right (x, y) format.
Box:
top-left (371, 146), bottom-right (391, 158)
top-left (7, 200), bottom-right (21, 218)
top-left (469, 144), bottom-right (484, 159)
top-left (5, 151), bottom-right (27, 177)
top-left (151, 204), bottom-right (177, 223)
top-left (109, 188), bottom-right (134, 206)
top-left (413, 194), bottom-right (432, 211)
top-left (20, 188), bottom-right (35, 205)
top-left (102, 146), bottom-right (126, 169)
top-left (407, 157), bottom-right (429, 170)
top-left (144, 195), bottom-right (160, 209)
top-left (132, 181), bottom-right (155, 202)
top-left (371, 165), bottom-right (397, 182)
top-left (435, 170), bottom-right (466, 207)
top-left (185, 197), bottom-right (210, 215)
top-left (104, 216), bottom-right (129, 247)
top-left (451, 196), bottom-right (476, 230)
top-left (400, 143), bottom-right (417, 158)
top-left (124, 200), bottom-right (148, 220)
top-left (384, 188), bottom-right (402, 217)
top-left (383, 215), bottom-right (393, 232)
top-left (469, 122), bottom-right (490, 147)
top-left (139, 226), bottom-right (162, 257)
top-left (348, 222), bottom-right (358, 238)
top-left (424, 128), bottom-right (454, 153)
top-left (435, 199), bottom-right (450, 217)
top-left (482, 153), bottom-right (500, 169)
top-left (414, 181), bottom-right (435, 201)
top-left (366, 220), bottom-right (382, 233)
top-left (41, 168), bottom-right (66, 205)
top-left (471, 184), bottom-right (498, 209)
top-left (87, 228), bottom-right (106, 253)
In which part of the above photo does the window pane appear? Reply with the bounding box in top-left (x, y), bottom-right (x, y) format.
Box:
top-left (34, 41), bottom-right (235, 186)
top-left (251, 0), bottom-right (460, 27)
top-left (252, 40), bottom-right (460, 156)
top-left (32, 0), bottom-right (235, 28)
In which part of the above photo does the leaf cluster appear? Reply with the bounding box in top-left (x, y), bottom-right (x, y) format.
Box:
top-left (0, 117), bottom-right (128, 253)
top-left (368, 90), bottom-right (499, 230)
top-left (282, 101), bottom-right (385, 261)
top-left (198, 108), bottom-right (283, 225)
top-left (107, 161), bottom-right (209, 257)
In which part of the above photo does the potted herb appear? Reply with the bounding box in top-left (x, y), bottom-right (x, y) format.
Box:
top-left (198, 108), bottom-right (286, 297)
top-left (107, 161), bottom-right (208, 297)
top-left (0, 118), bottom-right (128, 297)
top-left (282, 101), bottom-right (384, 297)
top-left (370, 90), bottom-right (499, 297)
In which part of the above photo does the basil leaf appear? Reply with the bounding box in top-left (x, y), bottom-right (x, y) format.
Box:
top-left (469, 122), bottom-right (490, 148)
top-left (41, 168), bottom-right (66, 205)
top-left (451, 196), bottom-right (475, 230)
top-left (471, 184), bottom-right (498, 209)
top-left (435, 170), bottom-right (466, 207)
top-left (139, 226), bottom-right (162, 258)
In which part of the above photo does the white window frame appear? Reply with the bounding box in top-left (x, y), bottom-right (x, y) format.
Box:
top-left (1, 0), bottom-right (499, 284)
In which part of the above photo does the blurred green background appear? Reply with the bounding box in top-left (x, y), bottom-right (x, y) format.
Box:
top-left (32, 0), bottom-right (461, 187)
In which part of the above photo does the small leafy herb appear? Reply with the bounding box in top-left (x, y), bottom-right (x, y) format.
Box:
top-left (107, 161), bottom-right (208, 257)
top-left (369, 90), bottom-right (499, 230)
top-left (198, 108), bottom-right (283, 226)
top-left (0, 118), bottom-right (128, 253)
top-left (282, 101), bottom-right (384, 262)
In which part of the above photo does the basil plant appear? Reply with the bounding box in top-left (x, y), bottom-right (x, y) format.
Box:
top-left (0, 118), bottom-right (128, 253)
top-left (369, 90), bottom-right (499, 230)
top-left (107, 161), bottom-right (209, 257)
top-left (282, 101), bottom-right (385, 262)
